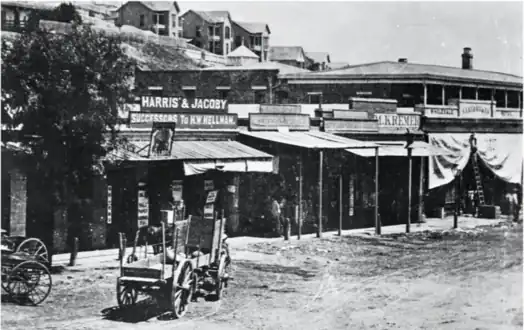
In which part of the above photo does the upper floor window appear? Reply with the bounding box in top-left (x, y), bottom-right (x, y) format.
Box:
top-left (235, 36), bottom-right (242, 47)
top-left (171, 14), bottom-right (176, 28)
top-left (225, 26), bottom-right (230, 39)
top-left (215, 26), bottom-right (220, 35)
top-left (254, 36), bottom-right (261, 46)
top-left (208, 26), bottom-right (214, 35)
top-left (178, 16), bottom-right (183, 26)
top-left (308, 92), bottom-right (322, 104)
top-left (139, 14), bottom-right (145, 27)
top-left (196, 26), bottom-right (201, 37)
top-left (184, 89), bottom-right (196, 99)
top-left (155, 13), bottom-right (166, 25)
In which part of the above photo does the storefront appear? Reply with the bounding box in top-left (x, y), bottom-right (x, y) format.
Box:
top-left (236, 105), bottom-right (378, 235)
top-left (420, 99), bottom-right (523, 218)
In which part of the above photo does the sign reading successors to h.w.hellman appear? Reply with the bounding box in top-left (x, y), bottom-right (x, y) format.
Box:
top-left (141, 96), bottom-right (228, 112)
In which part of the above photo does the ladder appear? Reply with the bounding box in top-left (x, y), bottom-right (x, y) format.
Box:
top-left (471, 153), bottom-right (485, 206)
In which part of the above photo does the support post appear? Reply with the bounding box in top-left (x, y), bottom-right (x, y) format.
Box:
top-left (441, 85), bottom-right (446, 105)
top-left (418, 157), bottom-right (425, 223)
top-left (504, 90), bottom-right (508, 108)
top-left (475, 88), bottom-right (479, 100)
top-left (459, 87), bottom-right (463, 100)
top-left (338, 174), bottom-right (343, 236)
top-left (374, 147), bottom-right (380, 235)
top-left (69, 237), bottom-right (79, 267)
top-left (317, 150), bottom-right (323, 238)
top-left (407, 147), bottom-right (412, 233)
top-left (519, 91), bottom-right (522, 110)
top-left (423, 83), bottom-right (427, 106)
top-left (453, 173), bottom-right (460, 229)
top-left (298, 154), bottom-right (303, 240)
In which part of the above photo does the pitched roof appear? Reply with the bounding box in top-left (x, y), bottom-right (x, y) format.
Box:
top-left (233, 21), bottom-right (270, 34)
top-left (192, 10), bottom-right (231, 23)
top-left (269, 46), bottom-right (306, 62)
top-left (202, 61), bottom-right (311, 75)
top-left (227, 45), bottom-right (259, 59)
top-left (281, 61), bottom-right (523, 86)
top-left (1, 1), bottom-right (57, 10)
top-left (306, 52), bottom-right (330, 64)
top-left (119, 2), bottom-right (180, 13)
top-left (328, 62), bottom-right (351, 70)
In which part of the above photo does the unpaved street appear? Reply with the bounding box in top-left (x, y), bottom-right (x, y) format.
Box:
top-left (2, 222), bottom-right (522, 330)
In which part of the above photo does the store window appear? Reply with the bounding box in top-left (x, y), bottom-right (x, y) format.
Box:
top-left (254, 91), bottom-right (266, 104)
top-left (184, 89), bottom-right (196, 99)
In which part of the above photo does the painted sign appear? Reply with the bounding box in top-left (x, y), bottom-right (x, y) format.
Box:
top-left (497, 110), bottom-right (522, 118)
top-left (203, 204), bottom-right (215, 219)
top-left (459, 101), bottom-right (492, 118)
top-left (137, 183), bottom-right (149, 228)
top-left (206, 190), bottom-right (218, 204)
top-left (171, 180), bottom-right (183, 202)
top-left (249, 113), bottom-right (310, 131)
top-left (141, 96), bottom-right (228, 112)
top-left (259, 104), bottom-right (302, 114)
top-left (148, 122), bottom-right (175, 157)
top-left (420, 106), bottom-right (458, 118)
top-left (130, 112), bottom-right (238, 129)
top-left (374, 113), bottom-right (420, 129)
top-left (107, 185), bottom-right (112, 224)
top-left (323, 119), bottom-right (379, 133)
top-left (204, 180), bottom-right (214, 191)
top-left (333, 110), bottom-right (368, 119)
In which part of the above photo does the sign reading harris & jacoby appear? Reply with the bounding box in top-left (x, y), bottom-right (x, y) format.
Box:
top-left (130, 112), bottom-right (238, 129)
top-left (141, 96), bottom-right (228, 112)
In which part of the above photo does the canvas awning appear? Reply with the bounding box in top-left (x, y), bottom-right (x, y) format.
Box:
top-left (239, 130), bottom-right (378, 149)
top-left (107, 140), bottom-right (274, 176)
top-left (346, 141), bottom-right (453, 157)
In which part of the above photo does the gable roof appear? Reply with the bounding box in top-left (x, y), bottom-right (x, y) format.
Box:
top-left (233, 21), bottom-right (270, 34)
top-left (269, 46), bottom-right (306, 62)
top-left (228, 45), bottom-right (259, 59)
top-left (329, 62), bottom-right (351, 70)
top-left (280, 61), bottom-right (523, 86)
top-left (306, 52), bottom-right (330, 64)
top-left (202, 61), bottom-right (311, 75)
top-left (191, 10), bottom-right (231, 24)
top-left (118, 2), bottom-right (180, 13)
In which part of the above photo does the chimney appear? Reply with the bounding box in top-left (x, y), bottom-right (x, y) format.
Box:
top-left (398, 58), bottom-right (408, 63)
top-left (461, 47), bottom-right (473, 70)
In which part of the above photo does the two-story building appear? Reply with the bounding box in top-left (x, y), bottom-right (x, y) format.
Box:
top-left (306, 52), bottom-right (331, 71)
top-left (0, 1), bottom-right (56, 32)
top-left (115, 1), bottom-right (181, 38)
top-left (231, 21), bottom-right (270, 62)
top-left (180, 10), bottom-right (233, 56)
top-left (269, 46), bottom-right (308, 69)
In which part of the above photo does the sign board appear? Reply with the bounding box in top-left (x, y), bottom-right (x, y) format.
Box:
top-left (227, 185), bottom-right (236, 193)
top-left (374, 113), bottom-right (420, 130)
top-left (459, 101), bottom-right (492, 118)
top-left (497, 110), bottom-right (521, 118)
top-left (141, 96), bottom-right (228, 112)
top-left (206, 190), bottom-right (218, 204)
top-left (204, 180), bottom-right (214, 191)
top-left (130, 112), bottom-right (237, 129)
top-left (137, 184), bottom-right (149, 228)
top-left (148, 122), bottom-right (175, 157)
top-left (420, 106), bottom-right (458, 118)
top-left (107, 185), bottom-right (113, 224)
top-left (203, 204), bottom-right (214, 219)
top-left (333, 110), bottom-right (368, 119)
top-left (259, 104), bottom-right (302, 114)
top-left (249, 113), bottom-right (310, 131)
top-left (171, 180), bottom-right (183, 202)
top-left (323, 119), bottom-right (378, 133)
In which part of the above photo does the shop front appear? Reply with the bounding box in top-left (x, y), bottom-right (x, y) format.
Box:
top-left (236, 105), bottom-right (378, 236)
top-left (420, 99), bottom-right (523, 218)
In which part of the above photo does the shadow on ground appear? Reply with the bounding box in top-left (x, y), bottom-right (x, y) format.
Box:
top-left (101, 298), bottom-right (175, 323)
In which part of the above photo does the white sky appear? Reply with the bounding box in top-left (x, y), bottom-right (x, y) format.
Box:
top-left (95, 0), bottom-right (523, 75)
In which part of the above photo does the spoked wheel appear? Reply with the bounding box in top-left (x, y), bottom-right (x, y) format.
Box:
top-left (116, 280), bottom-right (138, 308)
top-left (16, 238), bottom-right (49, 264)
top-left (171, 260), bottom-right (194, 319)
top-left (7, 260), bottom-right (52, 306)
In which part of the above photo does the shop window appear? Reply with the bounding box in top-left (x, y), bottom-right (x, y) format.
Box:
top-left (184, 89), bottom-right (196, 99)
top-left (218, 90), bottom-right (229, 100)
top-left (254, 91), bottom-right (266, 104)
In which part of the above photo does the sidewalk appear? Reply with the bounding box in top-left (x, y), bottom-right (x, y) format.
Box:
top-left (52, 216), bottom-right (508, 269)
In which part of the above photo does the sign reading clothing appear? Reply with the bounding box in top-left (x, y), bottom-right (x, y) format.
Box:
top-left (130, 112), bottom-right (238, 129)
top-left (459, 101), bottom-right (492, 118)
top-left (249, 113), bottom-right (310, 131)
top-left (141, 96), bottom-right (228, 112)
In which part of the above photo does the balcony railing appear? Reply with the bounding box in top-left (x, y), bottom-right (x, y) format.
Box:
top-left (1, 20), bottom-right (26, 32)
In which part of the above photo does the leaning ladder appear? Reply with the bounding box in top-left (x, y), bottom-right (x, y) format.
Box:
top-left (471, 153), bottom-right (485, 206)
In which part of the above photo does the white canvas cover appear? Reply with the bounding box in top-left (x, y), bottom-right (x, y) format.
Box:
top-left (428, 133), bottom-right (523, 189)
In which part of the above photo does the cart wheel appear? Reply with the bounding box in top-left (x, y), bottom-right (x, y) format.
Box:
top-left (126, 254), bottom-right (138, 264)
top-left (116, 280), bottom-right (138, 308)
top-left (215, 254), bottom-right (228, 300)
top-left (171, 260), bottom-right (193, 319)
top-left (7, 260), bottom-right (52, 306)
top-left (16, 238), bottom-right (49, 264)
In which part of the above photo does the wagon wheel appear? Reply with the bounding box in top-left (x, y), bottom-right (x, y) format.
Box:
top-left (171, 260), bottom-right (193, 319)
top-left (16, 238), bottom-right (49, 263)
top-left (7, 260), bottom-right (52, 306)
top-left (116, 280), bottom-right (138, 308)
top-left (215, 253), bottom-right (228, 300)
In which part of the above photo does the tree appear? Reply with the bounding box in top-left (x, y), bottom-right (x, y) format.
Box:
top-left (25, 2), bottom-right (82, 32)
top-left (1, 24), bottom-right (134, 261)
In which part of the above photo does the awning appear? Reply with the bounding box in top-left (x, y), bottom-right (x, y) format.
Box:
top-left (239, 130), bottom-right (378, 149)
top-left (346, 141), bottom-right (453, 157)
top-left (107, 140), bottom-right (274, 176)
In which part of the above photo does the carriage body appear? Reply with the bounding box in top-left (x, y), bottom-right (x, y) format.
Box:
top-left (116, 212), bottom-right (231, 318)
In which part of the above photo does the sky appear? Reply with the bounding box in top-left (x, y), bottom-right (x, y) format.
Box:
top-left (171, 1), bottom-right (523, 76)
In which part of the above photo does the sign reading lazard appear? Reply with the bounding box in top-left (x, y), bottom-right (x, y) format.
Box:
top-left (249, 113), bottom-right (310, 131)
top-left (141, 96), bottom-right (228, 112)
top-left (130, 112), bottom-right (237, 129)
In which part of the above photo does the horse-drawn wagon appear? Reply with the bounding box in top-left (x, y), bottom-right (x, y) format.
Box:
top-left (116, 210), bottom-right (231, 318)
top-left (1, 229), bottom-right (52, 305)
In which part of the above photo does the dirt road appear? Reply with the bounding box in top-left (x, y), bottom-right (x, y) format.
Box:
top-left (2, 222), bottom-right (522, 330)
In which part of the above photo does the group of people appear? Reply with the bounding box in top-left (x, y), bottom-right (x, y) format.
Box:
top-left (268, 195), bottom-right (294, 238)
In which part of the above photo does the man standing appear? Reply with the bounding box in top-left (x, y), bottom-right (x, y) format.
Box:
top-left (270, 195), bottom-right (282, 237)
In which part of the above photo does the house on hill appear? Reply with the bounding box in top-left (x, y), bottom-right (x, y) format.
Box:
top-left (269, 46), bottom-right (307, 69)
top-left (180, 10), bottom-right (233, 56)
top-left (232, 21), bottom-right (270, 62)
top-left (0, 1), bottom-right (56, 32)
top-left (115, 1), bottom-right (181, 38)
top-left (306, 52), bottom-right (331, 71)
top-left (226, 45), bottom-right (259, 66)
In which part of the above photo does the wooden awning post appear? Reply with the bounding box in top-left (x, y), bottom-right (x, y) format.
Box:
top-left (375, 147), bottom-right (380, 235)
top-left (317, 150), bottom-right (323, 238)
top-left (407, 147), bottom-right (413, 233)
top-left (338, 174), bottom-right (343, 236)
top-left (418, 157), bottom-right (425, 223)
top-left (298, 151), bottom-right (303, 240)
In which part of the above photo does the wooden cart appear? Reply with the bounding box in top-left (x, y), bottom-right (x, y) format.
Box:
top-left (116, 211), bottom-right (231, 319)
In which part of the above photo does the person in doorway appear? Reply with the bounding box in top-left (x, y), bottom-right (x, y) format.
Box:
top-left (270, 195), bottom-right (282, 237)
